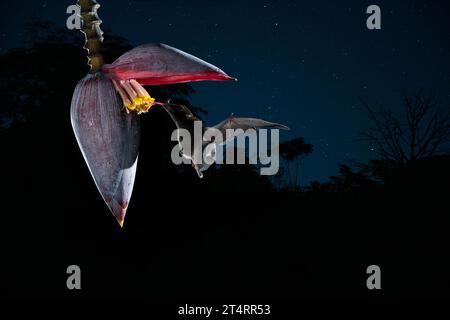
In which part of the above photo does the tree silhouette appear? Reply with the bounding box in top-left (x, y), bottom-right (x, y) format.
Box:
top-left (307, 163), bottom-right (381, 193)
top-left (279, 137), bottom-right (313, 190)
top-left (358, 90), bottom-right (450, 165)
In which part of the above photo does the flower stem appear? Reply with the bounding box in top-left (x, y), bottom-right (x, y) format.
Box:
top-left (78, 0), bottom-right (104, 73)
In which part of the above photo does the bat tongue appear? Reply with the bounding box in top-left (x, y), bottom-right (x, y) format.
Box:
top-left (70, 73), bottom-right (140, 227)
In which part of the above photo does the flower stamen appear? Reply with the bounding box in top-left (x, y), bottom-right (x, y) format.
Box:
top-left (112, 79), bottom-right (155, 114)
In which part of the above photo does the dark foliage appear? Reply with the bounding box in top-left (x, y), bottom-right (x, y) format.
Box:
top-left (279, 137), bottom-right (313, 189)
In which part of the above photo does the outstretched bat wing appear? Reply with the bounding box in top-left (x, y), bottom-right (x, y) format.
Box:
top-left (159, 102), bottom-right (199, 132)
top-left (211, 117), bottom-right (290, 145)
top-left (160, 102), bottom-right (206, 178)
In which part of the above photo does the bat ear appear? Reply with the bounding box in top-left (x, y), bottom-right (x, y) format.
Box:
top-left (102, 43), bottom-right (236, 85)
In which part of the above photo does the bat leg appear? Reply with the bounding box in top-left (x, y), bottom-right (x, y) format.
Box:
top-left (192, 163), bottom-right (204, 178)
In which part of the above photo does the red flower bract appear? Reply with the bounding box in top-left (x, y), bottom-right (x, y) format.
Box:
top-left (102, 43), bottom-right (236, 85)
top-left (71, 72), bottom-right (140, 227)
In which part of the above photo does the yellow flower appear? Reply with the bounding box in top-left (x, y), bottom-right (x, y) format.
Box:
top-left (112, 79), bottom-right (156, 114)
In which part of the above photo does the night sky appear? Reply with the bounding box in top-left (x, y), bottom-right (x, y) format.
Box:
top-left (1, 0), bottom-right (449, 183)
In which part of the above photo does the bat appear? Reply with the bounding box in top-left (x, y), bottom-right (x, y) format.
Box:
top-left (160, 101), bottom-right (290, 178)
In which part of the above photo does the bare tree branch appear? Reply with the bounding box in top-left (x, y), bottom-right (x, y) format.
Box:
top-left (358, 90), bottom-right (450, 165)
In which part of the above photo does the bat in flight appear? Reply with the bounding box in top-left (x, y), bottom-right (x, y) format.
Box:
top-left (160, 101), bottom-right (290, 178)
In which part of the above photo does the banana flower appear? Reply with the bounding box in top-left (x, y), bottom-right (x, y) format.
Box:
top-left (71, 0), bottom-right (235, 226)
